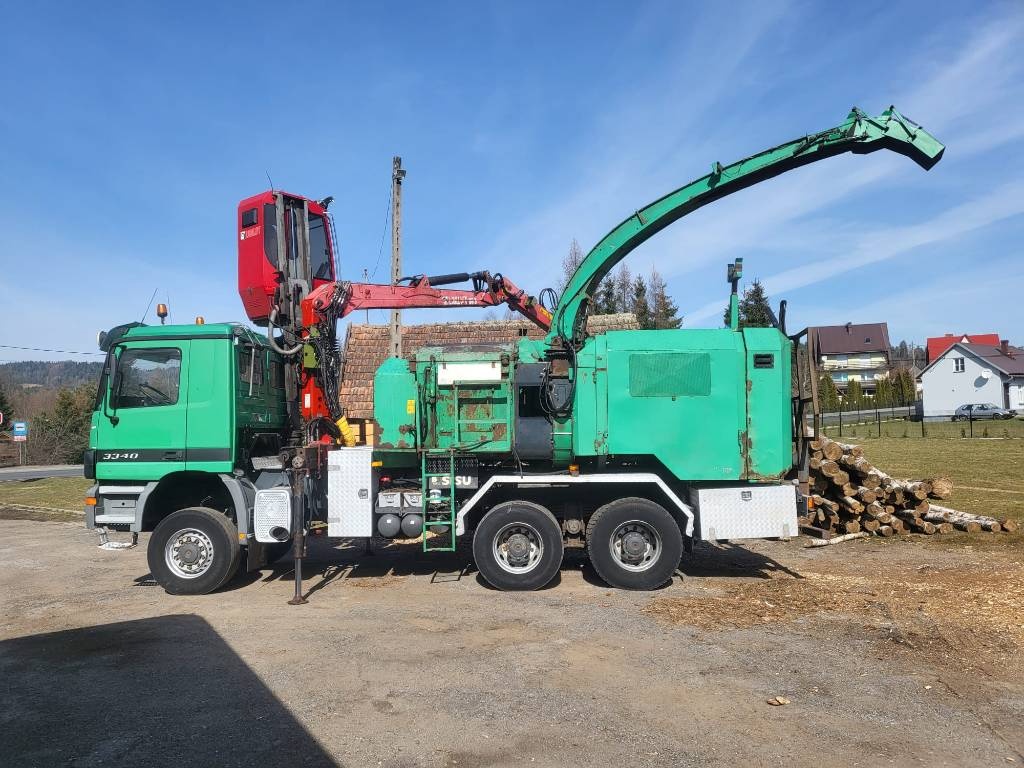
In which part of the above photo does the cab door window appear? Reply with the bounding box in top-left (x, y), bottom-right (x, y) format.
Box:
top-left (114, 348), bottom-right (182, 408)
top-left (308, 212), bottom-right (332, 280)
top-left (239, 347), bottom-right (265, 394)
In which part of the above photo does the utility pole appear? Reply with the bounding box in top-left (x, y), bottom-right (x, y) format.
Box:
top-left (390, 156), bottom-right (406, 358)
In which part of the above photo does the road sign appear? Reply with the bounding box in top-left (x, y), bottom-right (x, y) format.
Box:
top-left (12, 421), bottom-right (28, 441)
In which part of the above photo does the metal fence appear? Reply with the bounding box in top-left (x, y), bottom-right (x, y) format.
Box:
top-left (809, 404), bottom-right (1024, 439)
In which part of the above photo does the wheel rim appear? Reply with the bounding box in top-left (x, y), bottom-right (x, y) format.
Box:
top-left (165, 528), bottom-right (215, 579)
top-left (492, 521), bottom-right (544, 575)
top-left (609, 520), bottom-right (662, 572)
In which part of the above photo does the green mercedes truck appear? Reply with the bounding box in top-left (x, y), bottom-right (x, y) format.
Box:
top-left (83, 107), bottom-right (944, 595)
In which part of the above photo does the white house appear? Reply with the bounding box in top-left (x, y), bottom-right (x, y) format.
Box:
top-left (919, 341), bottom-right (1024, 419)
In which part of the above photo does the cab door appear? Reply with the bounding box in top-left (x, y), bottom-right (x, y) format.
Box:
top-left (95, 341), bottom-right (189, 481)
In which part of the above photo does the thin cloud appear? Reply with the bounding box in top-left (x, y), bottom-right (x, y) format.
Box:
top-left (685, 181), bottom-right (1024, 322)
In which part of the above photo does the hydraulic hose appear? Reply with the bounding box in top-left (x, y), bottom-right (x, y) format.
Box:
top-left (267, 307), bottom-right (304, 356)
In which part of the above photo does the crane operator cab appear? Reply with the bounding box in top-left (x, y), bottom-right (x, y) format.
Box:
top-left (237, 191), bottom-right (338, 326)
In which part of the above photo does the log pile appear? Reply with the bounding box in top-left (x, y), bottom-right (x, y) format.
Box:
top-left (800, 437), bottom-right (1019, 539)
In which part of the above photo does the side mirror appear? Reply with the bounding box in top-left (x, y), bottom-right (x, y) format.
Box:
top-left (105, 348), bottom-right (122, 425)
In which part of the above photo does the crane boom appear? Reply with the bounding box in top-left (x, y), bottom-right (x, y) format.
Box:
top-left (550, 106), bottom-right (944, 345)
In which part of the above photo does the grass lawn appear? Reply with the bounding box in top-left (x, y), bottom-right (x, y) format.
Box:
top-left (0, 477), bottom-right (91, 511)
top-left (842, 437), bottom-right (1024, 524)
top-left (823, 417), bottom-right (1024, 440)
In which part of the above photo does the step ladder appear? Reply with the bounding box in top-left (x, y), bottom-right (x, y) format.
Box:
top-left (421, 451), bottom-right (457, 552)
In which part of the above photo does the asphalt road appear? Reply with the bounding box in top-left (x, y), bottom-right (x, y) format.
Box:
top-left (0, 464), bottom-right (83, 481)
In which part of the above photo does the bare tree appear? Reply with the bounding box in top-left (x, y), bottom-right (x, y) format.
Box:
top-left (557, 239), bottom-right (585, 296)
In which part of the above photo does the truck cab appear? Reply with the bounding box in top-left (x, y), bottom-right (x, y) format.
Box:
top-left (85, 322), bottom-right (290, 593)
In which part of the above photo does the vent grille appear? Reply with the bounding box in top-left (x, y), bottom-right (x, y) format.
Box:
top-left (425, 455), bottom-right (479, 475)
top-left (629, 352), bottom-right (711, 397)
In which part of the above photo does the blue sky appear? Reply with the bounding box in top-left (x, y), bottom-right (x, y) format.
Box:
top-left (1, 0), bottom-right (1022, 362)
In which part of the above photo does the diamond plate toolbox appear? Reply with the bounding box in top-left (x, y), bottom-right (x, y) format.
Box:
top-left (689, 484), bottom-right (797, 540)
top-left (327, 447), bottom-right (375, 537)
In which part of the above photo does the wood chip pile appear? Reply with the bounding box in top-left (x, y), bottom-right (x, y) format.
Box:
top-left (800, 436), bottom-right (1018, 538)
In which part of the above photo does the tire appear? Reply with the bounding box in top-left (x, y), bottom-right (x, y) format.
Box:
top-left (586, 497), bottom-right (682, 590)
top-left (473, 500), bottom-right (563, 591)
top-left (147, 507), bottom-right (241, 595)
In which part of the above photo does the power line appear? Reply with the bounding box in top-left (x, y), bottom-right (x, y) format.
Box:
top-left (0, 344), bottom-right (103, 356)
top-left (368, 179), bottom-right (393, 281)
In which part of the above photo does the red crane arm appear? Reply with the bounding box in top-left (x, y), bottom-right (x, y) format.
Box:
top-left (302, 273), bottom-right (551, 330)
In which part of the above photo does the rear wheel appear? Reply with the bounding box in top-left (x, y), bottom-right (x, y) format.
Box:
top-left (147, 507), bottom-right (240, 595)
top-left (473, 501), bottom-right (563, 591)
top-left (586, 497), bottom-right (682, 590)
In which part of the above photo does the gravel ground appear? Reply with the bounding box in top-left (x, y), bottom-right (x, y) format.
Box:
top-left (1, 515), bottom-right (1022, 767)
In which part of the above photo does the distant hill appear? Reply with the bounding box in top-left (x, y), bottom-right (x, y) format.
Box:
top-left (0, 360), bottom-right (103, 390)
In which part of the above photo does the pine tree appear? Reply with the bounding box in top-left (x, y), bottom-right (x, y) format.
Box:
top-left (0, 383), bottom-right (13, 428)
top-left (649, 268), bottom-right (682, 329)
top-left (632, 275), bottom-right (652, 329)
top-left (890, 367), bottom-right (918, 406)
top-left (722, 279), bottom-right (775, 329)
top-left (875, 377), bottom-right (893, 407)
top-left (845, 380), bottom-right (864, 411)
top-left (818, 374), bottom-right (840, 412)
top-left (594, 277), bottom-right (618, 314)
top-left (27, 386), bottom-right (93, 464)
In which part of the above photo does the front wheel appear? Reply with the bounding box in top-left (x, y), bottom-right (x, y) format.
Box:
top-left (473, 501), bottom-right (563, 591)
top-left (586, 497), bottom-right (682, 590)
top-left (147, 507), bottom-right (241, 595)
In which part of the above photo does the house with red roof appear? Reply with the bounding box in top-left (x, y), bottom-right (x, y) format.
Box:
top-left (926, 333), bottom-right (1000, 363)
top-left (919, 338), bottom-right (1024, 419)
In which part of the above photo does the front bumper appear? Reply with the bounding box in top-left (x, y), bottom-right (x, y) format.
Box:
top-left (85, 483), bottom-right (151, 531)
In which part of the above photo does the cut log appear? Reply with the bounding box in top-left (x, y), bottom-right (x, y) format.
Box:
top-left (810, 495), bottom-right (839, 513)
top-left (855, 487), bottom-right (878, 504)
top-left (902, 499), bottom-right (930, 514)
top-left (903, 481), bottom-right (931, 501)
top-left (1000, 518), bottom-right (1019, 533)
top-left (843, 456), bottom-right (882, 487)
top-left (860, 519), bottom-right (880, 533)
top-left (875, 524), bottom-right (894, 537)
top-left (805, 531), bottom-right (868, 547)
top-left (902, 517), bottom-right (937, 534)
top-left (925, 476), bottom-right (953, 499)
top-left (835, 441), bottom-right (864, 457)
top-left (817, 438), bottom-right (844, 461)
top-left (819, 460), bottom-right (841, 478)
top-left (926, 504), bottom-right (1003, 531)
top-left (935, 522), bottom-right (955, 535)
top-left (839, 496), bottom-right (864, 515)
